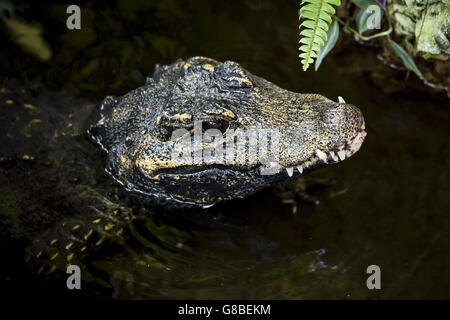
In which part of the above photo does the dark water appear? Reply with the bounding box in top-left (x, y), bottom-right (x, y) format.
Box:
top-left (0, 0), bottom-right (449, 299)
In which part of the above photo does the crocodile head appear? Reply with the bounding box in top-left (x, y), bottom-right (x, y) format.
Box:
top-left (88, 56), bottom-right (366, 207)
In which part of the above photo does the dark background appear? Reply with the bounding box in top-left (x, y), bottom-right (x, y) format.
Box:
top-left (0, 0), bottom-right (449, 299)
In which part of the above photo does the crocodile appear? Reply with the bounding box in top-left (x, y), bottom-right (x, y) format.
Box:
top-left (88, 56), bottom-right (366, 207)
top-left (0, 56), bottom-right (365, 282)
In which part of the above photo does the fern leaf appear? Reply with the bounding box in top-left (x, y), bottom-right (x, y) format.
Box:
top-left (298, 0), bottom-right (341, 71)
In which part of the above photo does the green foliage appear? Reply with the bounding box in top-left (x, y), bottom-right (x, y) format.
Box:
top-left (298, 0), bottom-right (341, 71)
top-left (388, 39), bottom-right (423, 78)
top-left (297, 0), bottom-right (423, 79)
top-left (314, 19), bottom-right (339, 71)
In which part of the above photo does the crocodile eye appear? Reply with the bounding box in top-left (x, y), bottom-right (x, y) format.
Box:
top-left (202, 119), bottom-right (230, 133)
top-left (155, 126), bottom-right (172, 141)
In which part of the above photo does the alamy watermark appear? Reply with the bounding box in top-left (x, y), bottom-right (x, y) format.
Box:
top-left (366, 265), bottom-right (381, 290)
top-left (66, 5), bottom-right (81, 30)
top-left (365, 5), bottom-right (382, 30)
top-left (66, 264), bottom-right (81, 289)
top-left (170, 121), bottom-right (282, 175)
top-left (64, 4), bottom-right (382, 34)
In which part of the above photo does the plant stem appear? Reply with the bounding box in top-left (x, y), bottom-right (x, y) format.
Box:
top-left (332, 15), bottom-right (392, 41)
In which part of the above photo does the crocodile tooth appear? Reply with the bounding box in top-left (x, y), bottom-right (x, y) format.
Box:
top-left (316, 149), bottom-right (327, 162)
top-left (286, 167), bottom-right (294, 177)
top-left (338, 96), bottom-right (346, 104)
top-left (330, 151), bottom-right (338, 162)
top-left (297, 166), bottom-right (303, 174)
top-left (338, 150), bottom-right (346, 161)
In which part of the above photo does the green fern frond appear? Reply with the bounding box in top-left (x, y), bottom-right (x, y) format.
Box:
top-left (298, 0), bottom-right (341, 71)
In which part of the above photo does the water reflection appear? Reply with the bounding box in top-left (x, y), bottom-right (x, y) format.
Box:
top-left (0, 0), bottom-right (449, 299)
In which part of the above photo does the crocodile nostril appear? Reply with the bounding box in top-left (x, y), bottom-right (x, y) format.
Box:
top-left (322, 104), bottom-right (345, 125)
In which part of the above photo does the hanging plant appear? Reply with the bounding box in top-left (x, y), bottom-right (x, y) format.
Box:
top-left (298, 0), bottom-right (423, 78)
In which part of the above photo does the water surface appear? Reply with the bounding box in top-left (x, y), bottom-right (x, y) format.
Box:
top-left (0, 0), bottom-right (448, 299)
